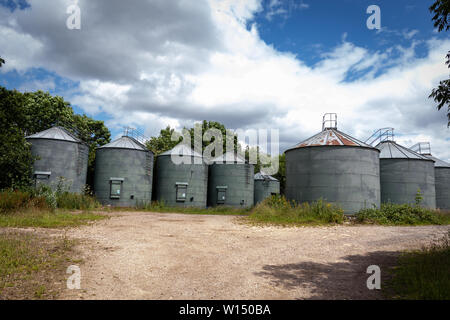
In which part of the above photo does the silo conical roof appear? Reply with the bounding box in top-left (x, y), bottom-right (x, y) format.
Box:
top-left (98, 136), bottom-right (147, 151)
top-left (425, 155), bottom-right (450, 168)
top-left (254, 171), bottom-right (278, 181)
top-left (211, 151), bottom-right (245, 163)
top-left (159, 143), bottom-right (203, 158)
top-left (26, 126), bottom-right (81, 143)
top-left (287, 128), bottom-right (373, 151)
top-left (376, 141), bottom-right (433, 160)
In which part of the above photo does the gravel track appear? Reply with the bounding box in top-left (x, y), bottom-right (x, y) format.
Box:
top-left (59, 211), bottom-right (449, 300)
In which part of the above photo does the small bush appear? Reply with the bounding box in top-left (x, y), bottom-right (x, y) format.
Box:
top-left (248, 195), bottom-right (344, 225)
top-left (56, 192), bottom-right (100, 210)
top-left (33, 185), bottom-right (57, 210)
top-left (356, 203), bottom-right (447, 225)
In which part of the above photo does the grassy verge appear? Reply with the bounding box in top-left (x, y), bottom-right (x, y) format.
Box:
top-left (355, 203), bottom-right (450, 225)
top-left (0, 188), bottom-right (106, 228)
top-left (246, 196), bottom-right (344, 226)
top-left (0, 210), bottom-right (106, 228)
top-left (0, 230), bottom-right (78, 299)
top-left (108, 196), bottom-right (449, 227)
top-left (386, 231), bottom-right (450, 299)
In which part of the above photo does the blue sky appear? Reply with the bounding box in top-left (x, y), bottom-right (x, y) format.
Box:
top-left (254, 0), bottom-right (440, 58)
top-left (0, 0), bottom-right (449, 160)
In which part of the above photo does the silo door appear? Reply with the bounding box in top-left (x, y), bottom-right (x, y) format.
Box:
top-left (109, 178), bottom-right (124, 199)
top-left (34, 171), bottom-right (51, 188)
top-left (216, 186), bottom-right (227, 204)
top-left (176, 183), bottom-right (188, 202)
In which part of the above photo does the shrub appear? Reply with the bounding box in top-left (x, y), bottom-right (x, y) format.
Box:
top-left (248, 195), bottom-right (344, 225)
top-left (356, 203), bottom-right (445, 225)
top-left (33, 184), bottom-right (57, 210)
top-left (56, 192), bottom-right (100, 210)
top-left (0, 185), bottom-right (99, 214)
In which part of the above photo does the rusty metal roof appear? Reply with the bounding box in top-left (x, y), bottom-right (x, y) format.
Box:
top-left (287, 128), bottom-right (372, 150)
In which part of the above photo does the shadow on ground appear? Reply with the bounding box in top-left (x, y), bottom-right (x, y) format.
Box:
top-left (255, 251), bottom-right (401, 299)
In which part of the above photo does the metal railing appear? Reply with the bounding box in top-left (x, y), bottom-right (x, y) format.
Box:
top-left (322, 113), bottom-right (337, 131)
top-left (123, 126), bottom-right (149, 145)
top-left (410, 142), bottom-right (431, 155)
top-left (365, 127), bottom-right (394, 146)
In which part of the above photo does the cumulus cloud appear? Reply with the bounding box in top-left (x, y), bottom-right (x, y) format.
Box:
top-left (0, 0), bottom-right (449, 162)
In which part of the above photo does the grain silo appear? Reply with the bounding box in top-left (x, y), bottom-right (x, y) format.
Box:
top-left (154, 144), bottom-right (208, 207)
top-left (376, 140), bottom-right (436, 208)
top-left (285, 114), bottom-right (380, 214)
top-left (254, 171), bottom-right (280, 204)
top-left (410, 142), bottom-right (449, 210)
top-left (94, 136), bottom-right (153, 207)
top-left (208, 152), bottom-right (254, 208)
top-left (26, 126), bottom-right (89, 193)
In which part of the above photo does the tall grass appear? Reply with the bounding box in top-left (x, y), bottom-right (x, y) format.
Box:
top-left (56, 192), bottom-right (99, 210)
top-left (0, 190), bottom-right (49, 214)
top-left (356, 203), bottom-right (450, 225)
top-left (387, 231), bottom-right (450, 299)
top-left (0, 185), bottom-right (100, 214)
top-left (248, 195), bottom-right (344, 225)
top-left (0, 187), bottom-right (104, 228)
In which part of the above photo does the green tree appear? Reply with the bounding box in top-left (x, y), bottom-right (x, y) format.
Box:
top-left (188, 120), bottom-right (239, 155)
top-left (0, 57), bottom-right (5, 67)
top-left (430, 0), bottom-right (450, 32)
top-left (0, 87), bottom-right (33, 189)
top-left (145, 126), bottom-right (182, 155)
top-left (71, 114), bottom-right (111, 187)
top-left (21, 91), bottom-right (74, 135)
top-left (0, 87), bottom-right (110, 190)
top-left (429, 0), bottom-right (450, 126)
top-left (147, 121), bottom-right (240, 157)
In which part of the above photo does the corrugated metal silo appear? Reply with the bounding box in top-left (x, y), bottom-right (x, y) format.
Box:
top-left (410, 142), bottom-right (450, 210)
top-left (376, 141), bottom-right (436, 208)
top-left (155, 144), bottom-right (208, 207)
top-left (94, 136), bottom-right (153, 207)
top-left (208, 152), bottom-right (254, 208)
top-left (26, 126), bottom-right (89, 193)
top-left (254, 171), bottom-right (280, 204)
top-left (285, 114), bottom-right (381, 214)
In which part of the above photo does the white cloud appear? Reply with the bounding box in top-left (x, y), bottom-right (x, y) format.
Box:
top-left (264, 0), bottom-right (309, 21)
top-left (0, 0), bottom-right (449, 162)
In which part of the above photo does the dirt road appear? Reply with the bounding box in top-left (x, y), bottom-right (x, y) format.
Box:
top-left (60, 212), bottom-right (449, 300)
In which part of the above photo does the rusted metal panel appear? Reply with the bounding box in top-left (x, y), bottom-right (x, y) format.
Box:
top-left (292, 128), bottom-right (370, 149)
